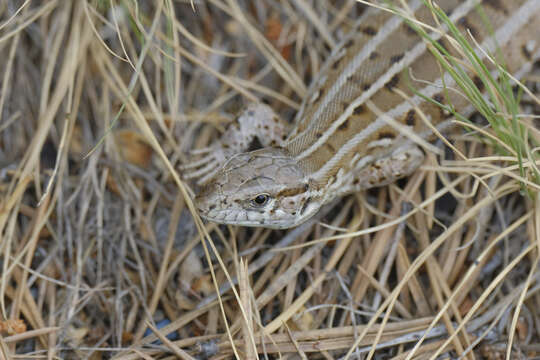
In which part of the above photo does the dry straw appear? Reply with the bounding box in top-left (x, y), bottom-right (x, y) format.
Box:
top-left (0, 0), bottom-right (538, 359)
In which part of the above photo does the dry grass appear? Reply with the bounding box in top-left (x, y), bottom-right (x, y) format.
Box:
top-left (0, 0), bottom-right (539, 359)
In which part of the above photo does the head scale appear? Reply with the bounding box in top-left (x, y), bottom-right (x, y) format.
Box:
top-left (195, 148), bottom-right (319, 229)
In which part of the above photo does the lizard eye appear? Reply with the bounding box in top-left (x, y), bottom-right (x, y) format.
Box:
top-left (251, 194), bottom-right (270, 207)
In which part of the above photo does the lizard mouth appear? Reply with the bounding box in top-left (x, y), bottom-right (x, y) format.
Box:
top-left (198, 207), bottom-right (296, 229)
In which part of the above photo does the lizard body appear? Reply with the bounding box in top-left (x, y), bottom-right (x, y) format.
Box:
top-left (187, 0), bottom-right (540, 228)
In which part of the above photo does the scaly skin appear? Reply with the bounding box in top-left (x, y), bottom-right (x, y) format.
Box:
top-left (190, 0), bottom-right (540, 228)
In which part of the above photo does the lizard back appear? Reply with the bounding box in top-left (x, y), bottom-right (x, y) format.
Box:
top-left (285, 0), bottom-right (539, 183)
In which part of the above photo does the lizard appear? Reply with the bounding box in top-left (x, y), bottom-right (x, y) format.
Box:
top-left (183, 0), bottom-right (540, 229)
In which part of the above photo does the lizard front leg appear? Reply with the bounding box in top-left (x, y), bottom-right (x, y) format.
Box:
top-left (354, 145), bottom-right (425, 190)
top-left (181, 103), bottom-right (289, 185)
top-left (327, 144), bottom-right (425, 200)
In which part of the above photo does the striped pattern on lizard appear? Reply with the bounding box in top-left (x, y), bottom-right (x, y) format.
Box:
top-left (184, 0), bottom-right (540, 229)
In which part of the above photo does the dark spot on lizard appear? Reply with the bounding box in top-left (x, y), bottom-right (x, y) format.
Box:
top-left (369, 51), bottom-right (379, 60)
top-left (485, 0), bottom-right (508, 14)
top-left (458, 17), bottom-right (477, 37)
top-left (325, 142), bottom-right (336, 153)
top-left (390, 54), bottom-right (404, 64)
top-left (299, 196), bottom-right (312, 215)
top-left (363, 83), bottom-right (371, 91)
top-left (247, 110), bottom-right (255, 117)
top-left (223, 143), bottom-right (230, 149)
top-left (405, 109), bottom-right (416, 126)
top-left (433, 93), bottom-right (451, 118)
top-left (403, 22), bottom-right (416, 36)
top-left (472, 75), bottom-right (484, 91)
top-left (361, 26), bottom-right (377, 36)
top-left (353, 105), bottom-right (365, 115)
top-left (378, 131), bottom-right (396, 140)
top-left (338, 119), bottom-right (350, 131)
top-left (344, 39), bottom-right (354, 48)
top-left (385, 75), bottom-right (400, 90)
top-left (522, 44), bottom-right (532, 60)
top-left (323, 42), bottom-right (332, 53)
top-left (349, 74), bottom-right (364, 84)
top-left (433, 93), bottom-right (444, 104)
top-left (247, 137), bottom-right (263, 152)
top-left (436, 38), bottom-right (451, 53)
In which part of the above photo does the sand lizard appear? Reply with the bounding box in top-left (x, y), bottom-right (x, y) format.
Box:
top-left (184, 0), bottom-right (540, 229)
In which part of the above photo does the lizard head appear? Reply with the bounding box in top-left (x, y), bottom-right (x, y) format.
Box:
top-left (194, 147), bottom-right (319, 229)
